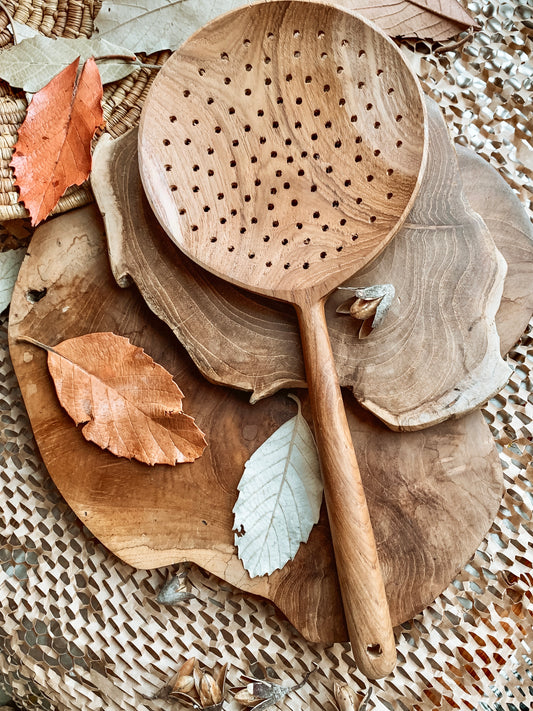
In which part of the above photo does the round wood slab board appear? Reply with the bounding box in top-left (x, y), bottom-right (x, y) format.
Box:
top-left (8, 205), bottom-right (504, 643)
top-left (92, 97), bottom-right (525, 431)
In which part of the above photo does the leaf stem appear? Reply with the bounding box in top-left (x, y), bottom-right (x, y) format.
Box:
top-left (94, 54), bottom-right (163, 70)
top-left (434, 27), bottom-right (476, 55)
top-left (290, 666), bottom-right (316, 692)
top-left (16, 335), bottom-right (56, 353)
top-left (287, 392), bottom-right (302, 415)
top-left (0, 0), bottom-right (18, 45)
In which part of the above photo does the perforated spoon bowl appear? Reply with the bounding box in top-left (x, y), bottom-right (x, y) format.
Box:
top-left (139, 0), bottom-right (427, 679)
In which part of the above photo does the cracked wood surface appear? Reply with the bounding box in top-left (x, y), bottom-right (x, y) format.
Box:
top-left (9, 204), bottom-right (504, 643)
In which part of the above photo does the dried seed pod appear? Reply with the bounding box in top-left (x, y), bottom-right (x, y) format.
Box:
top-left (178, 657), bottom-right (197, 678)
top-left (172, 674), bottom-right (195, 695)
top-left (336, 283), bottom-right (395, 334)
top-left (233, 686), bottom-right (263, 706)
top-left (214, 662), bottom-right (228, 701)
top-left (193, 659), bottom-right (204, 697)
top-left (232, 667), bottom-right (315, 710)
top-left (334, 682), bottom-right (359, 711)
top-left (199, 672), bottom-right (216, 708)
top-left (334, 684), bottom-right (372, 711)
top-left (349, 296), bottom-right (383, 321)
top-left (157, 569), bottom-right (198, 605)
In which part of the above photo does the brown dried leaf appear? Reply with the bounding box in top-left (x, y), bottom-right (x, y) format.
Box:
top-left (10, 57), bottom-right (104, 226)
top-left (341, 0), bottom-right (479, 41)
top-left (20, 333), bottom-right (207, 465)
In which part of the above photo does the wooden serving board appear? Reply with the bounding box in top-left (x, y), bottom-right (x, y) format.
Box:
top-left (91, 96), bottom-right (517, 430)
top-left (9, 205), bottom-right (504, 643)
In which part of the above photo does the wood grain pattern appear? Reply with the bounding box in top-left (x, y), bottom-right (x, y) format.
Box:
top-left (326, 97), bottom-right (510, 430)
top-left (138, 0), bottom-right (427, 302)
top-left (296, 297), bottom-right (395, 676)
top-left (9, 204), bottom-right (503, 648)
top-left (456, 145), bottom-right (533, 356)
top-left (93, 97), bottom-right (519, 431)
top-left (138, 1), bottom-right (429, 676)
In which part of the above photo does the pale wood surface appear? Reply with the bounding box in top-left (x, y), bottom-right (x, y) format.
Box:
top-left (9, 204), bottom-right (503, 647)
top-left (137, 1), bottom-right (430, 676)
top-left (328, 97), bottom-right (510, 430)
top-left (138, 0), bottom-right (427, 303)
top-left (456, 145), bottom-right (533, 356)
top-left (296, 297), bottom-right (395, 677)
top-left (93, 97), bottom-right (520, 431)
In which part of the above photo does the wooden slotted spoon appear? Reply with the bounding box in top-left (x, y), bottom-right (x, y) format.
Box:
top-left (139, 0), bottom-right (427, 679)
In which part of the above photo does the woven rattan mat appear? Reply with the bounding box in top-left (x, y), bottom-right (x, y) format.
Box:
top-left (1, 0), bottom-right (533, 709)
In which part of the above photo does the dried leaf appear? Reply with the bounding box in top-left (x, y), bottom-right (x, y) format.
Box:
top-left (340, 0), bottom-right (479, 41)
top-left (0, 36), bottom-right (138, 93)
top-left (11, 21), bottom-right (40, 41)
top-left (95, 0), bottom-right (478, 53)
top-left (233, 395), bottom-right (322, 578)
top-left (0, 248), bottom-right (25, 313)
top-left (19, 332), bottom-right (207, 465)
top-left (10, 57), bottom-right (104, 226)
top-left (95, 0), bottom-right (256, 54)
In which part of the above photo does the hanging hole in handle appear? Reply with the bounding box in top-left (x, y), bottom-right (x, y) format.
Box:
top-left (367, 643), bottom-right (383, 658)
top-left (26, 287), bottom-right (47, 303)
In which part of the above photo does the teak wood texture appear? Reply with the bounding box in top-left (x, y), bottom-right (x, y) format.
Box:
top-left (93, 98), bottom-right (519, 430)
top-left (9, 204), bottom-right (503, 649)
top-left (138, 1), bottom-right (427, 302)
top-left (138, 0), bottom-right (428, 677)
top-left (455, 145), bottom-right (533, 356)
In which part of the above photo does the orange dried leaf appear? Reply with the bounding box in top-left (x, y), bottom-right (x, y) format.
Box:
top-left (21, 332), bottom-right (207, 465)
top-left (10, 56), bottom-right (104, 226)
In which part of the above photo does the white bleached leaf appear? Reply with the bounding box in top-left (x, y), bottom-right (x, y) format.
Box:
top-left (0, 35), bottom-right (139, 92)
top-left (233, 395), bottom-right (323, 578)
top-left (12, 21), bottom-right (40, 41)
top-left (0, 249), bottom-right (25, 313)
top-left (95, 0), bottom-right (247, 55)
